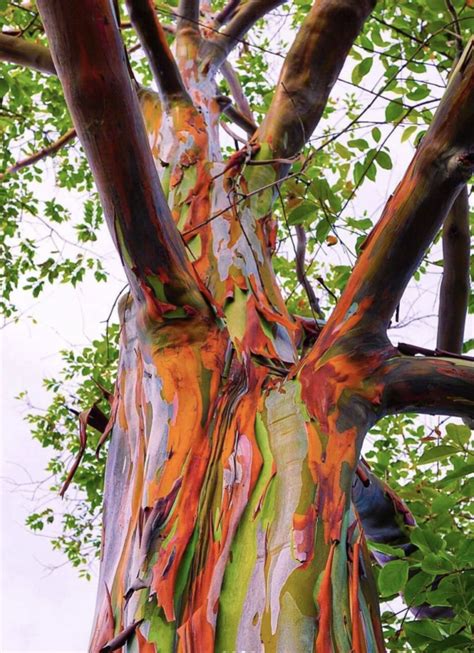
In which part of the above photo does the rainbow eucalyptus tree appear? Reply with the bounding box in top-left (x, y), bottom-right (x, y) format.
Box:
top-left (1, 0), bottom-right (474, 651)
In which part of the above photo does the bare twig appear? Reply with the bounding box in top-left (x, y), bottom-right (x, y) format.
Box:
top-left (295, 225), bottom-right (323, 318)
top-left (445, 0), bottom-right (464, 60)
top-left (0, 128), bottom-right (75, 180)
top-left (220, 59), bottom-right (255, 124)
top-left (398, 342), bottom-right (474, 363)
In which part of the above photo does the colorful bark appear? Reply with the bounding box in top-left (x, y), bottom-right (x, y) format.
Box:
top-left (437, 186), bottom-right (470, 353)
top-left (32, 2), bottom-right (474, 652)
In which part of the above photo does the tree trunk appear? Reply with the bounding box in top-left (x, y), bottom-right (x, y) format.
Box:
top-left (33, 2), bottom-right (474, 651)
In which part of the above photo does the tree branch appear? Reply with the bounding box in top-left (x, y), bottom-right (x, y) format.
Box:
top-left (398, 342), bottom-right (474, 362)
top-left (176, 0), bottom-right (201, 51)
top-left (213, 0), bottom-right (240, 29)
top-left (0, 33), bottom-right (55, 75)
top-left (256, 0), bottom-right (376, 158)
top-left (216, 95), bottom-right (256, 136)
top-left (0, 128), bottom-right (75, 179)
top-left (380, 354), bottom-right (474, 420)
top-left (125, 0), bottom-right (191, 105)
top-left (202, 0), bottom-right (285, 71)
top-left (220, 59), bottom-right (255, 125)
top-left (437, 186), bottom-right (470, 353)
top-left (317, 38), bottom-right (474, 345)
top-left (295, 224), bottom-right (323, 318)
top-left (176, 0), bottom-right (200, 37)
top-left (352, 462), bottom-right (452, 619)
top-left (37, 0), bottom-right (208, 316)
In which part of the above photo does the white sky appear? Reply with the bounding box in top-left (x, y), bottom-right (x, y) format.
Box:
top-left (0, 22), bottom-right (472, 652)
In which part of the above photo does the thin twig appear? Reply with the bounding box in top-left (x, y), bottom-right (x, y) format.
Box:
top-left (0, 128), bottom-right (76, 180)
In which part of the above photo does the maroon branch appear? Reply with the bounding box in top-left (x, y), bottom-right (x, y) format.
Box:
top-left (437, 186), bottom-right (470, 354)
top-left (295, 224), bottom-right (323, 318)
top-left (213, 0), bottom-right (240, 28)
top-left (317, 39), bottom-right (474, 347)
top-left (0, 128), bottom-right (75, 180)
top-left (380, 354), bottom-right (474, 420)
top-left (256, 0), bottom-right (376, 158)
top-left (37, 0), bottom-right (207, 316)
top-left (220, 60), bottom-right (256, 126)
top-left (0, 33), bottom-right (55, 75)
top-left (216, 95), bottom-right (256, 136)
top-left (176, 0), bottom-right (200, 38)
top-left (125, 0), bottom-right (191, 105)
top-left (202, 0), bottom-right (286, 71)
top-left (397, 342), bottom-right (474, 362)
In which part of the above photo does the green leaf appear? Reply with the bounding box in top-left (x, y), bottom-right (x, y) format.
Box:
top-left (385, 100), bottom-right (405, 123)
top-left (315, 217), bottom-right (332, 242)
top-left (351, 57), bottom-right (373, 85)
top-left (404, 620), bottom-right (443, 642)
top-left (353, 161), bottom-right (365, 186)
top-left (334, 142), bottom-right (351, 159)
top-left (378, 560), bottom-right (409, 596)
top-left (437, 462), bottom-right (474, 486)
top-left (462, 338), bottom-right (474, 353)
top-left (401, 125), bottom-right (418, 142)
top-left (347, 138), bottom-right (369, 151)
top-left (371, 127), bottom-right (381, 143)
top-left (287, 200), bottom-right (316, 226)
top-left (375, 150), bottom-right (392, 170)
top-left (420, 553), bottom-right (454, 575)
top-left (0, 76), bottom-right (8, 97)
top-left (418, 445), bottom-right (459, 465)
top-left (404, 571), bottom-right (432, 605)
top-left (445, 423), bottom-right (470, 447)
top-left (410, 527), bottom-right (443, 554)
top-left (367, 541), bottom-right (405, 558)
top-left (425, 0), bottom-right (445, 10)
top-left (407, 85), bottom-right (430, 101)
top-left (426, 634), bottom-right (474, 652)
